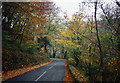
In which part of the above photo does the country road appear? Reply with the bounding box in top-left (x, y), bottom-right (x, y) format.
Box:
top-left (3, 58), bottom-right (65, 82)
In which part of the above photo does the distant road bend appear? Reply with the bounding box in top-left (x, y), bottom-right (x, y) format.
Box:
top-left (4, 58), bottom-right (65, 81)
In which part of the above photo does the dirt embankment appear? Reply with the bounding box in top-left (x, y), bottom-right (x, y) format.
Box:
top-left (2, 60), bottom-right (52, 81)
top-left (63, 59), bottom-right (75, 82)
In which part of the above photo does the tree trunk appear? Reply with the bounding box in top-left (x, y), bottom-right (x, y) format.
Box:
top-left (74, 50), bottom-right (79, 66)
top-left (94, 1), bottom-right (103, 81)
top-left (45, 44), bottom-right (47, 53)
top-left (20, 21), bottom-right (26, 44)
top-left (64, 51), bottom-right (67, 59)
top-left (89, 45), bottom-right (91, 81)
top-left (53, 47), bottom-right (56, 58)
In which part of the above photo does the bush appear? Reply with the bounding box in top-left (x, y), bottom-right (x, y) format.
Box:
top-left (68, 58), bottom-right (76, 66)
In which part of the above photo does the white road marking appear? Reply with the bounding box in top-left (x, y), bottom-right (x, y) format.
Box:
top-left (49, 65), bottom-right (54, 69)
top-left (35, 71), bottom-right (46, 81)
top-left (49, 64), bottom-right (56, 69)
top-left (35, 64), bottom-right (56, 81)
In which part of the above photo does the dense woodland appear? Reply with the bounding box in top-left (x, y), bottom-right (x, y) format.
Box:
top-left (2, 1), bottom-right (120, 82)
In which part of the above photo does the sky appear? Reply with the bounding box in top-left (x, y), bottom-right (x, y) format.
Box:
top-left (51, 0), bottom-right (83, 19)
top-left (3, 0), bottom-right (119, 20)
top-left (51, 0), bottom-right (119, 20)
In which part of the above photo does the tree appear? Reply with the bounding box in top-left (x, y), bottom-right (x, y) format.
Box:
top-left (2, 2), bottom-right (58, 72)
top-left (94, 1), bottom-right (103, 81)
top-left (99, 1), bottom-right (120, 82)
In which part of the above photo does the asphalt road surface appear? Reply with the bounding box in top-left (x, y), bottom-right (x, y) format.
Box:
top-left (3, 58), bottom-right (65, 82)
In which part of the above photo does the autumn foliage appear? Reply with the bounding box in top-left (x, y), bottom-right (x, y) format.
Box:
top-left (2, 1), bottom-right (120, 82)
top-left (2, 2), bottom-right (55, 73)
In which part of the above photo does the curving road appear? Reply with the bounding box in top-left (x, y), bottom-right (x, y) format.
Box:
top-left (3, 58), bottom-right (65, 82)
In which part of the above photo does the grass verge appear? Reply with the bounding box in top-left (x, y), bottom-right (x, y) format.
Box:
top-left (69, 65), bottom-right (87, 82)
